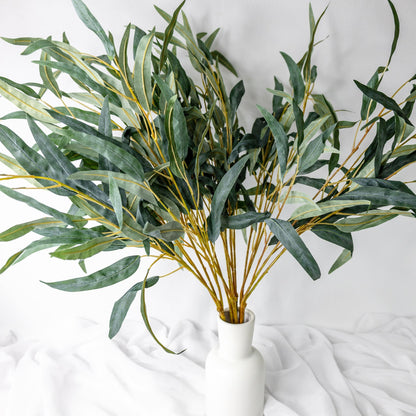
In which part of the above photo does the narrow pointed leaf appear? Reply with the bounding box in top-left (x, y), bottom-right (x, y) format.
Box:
top-left (266, 218), bottom-right (320, 280)
top-left (143, 221), bottom-right (184, 242)
top-left (141, 273), bottom-right (181, 354)
top-left (109, 276), bottom-right (159, 338)
top-left (207, 155), bottom-right (250, 242)
top-left (159, 1), bottom-right (185, 70)
top-left (337, 186), bottom-right (416, 209)
top-left (0, 218), bottom-right (64, 242)
top-left (354, 80), bottom-right (412, 125)
top-left (329, 249), bottom-right (352, 274)
top-left (109, 172), bottom-right (124, 228)
top-left (257, 105), bottom-right (288, 177)
top-left (290, 199), bottom-right (370, 221)
top-left (0, 184), bottom-right (82, 227)
top-left (133, 30), bottom-right (155, 112)
top-left (281, 52), bottom-right (305, 104)
top-left (222, 212), bottom-right (271, 230)
top-left (43, 255), bottom-right (140, 291)
top-left (50, 236), bottom-right (115, 260)
top-left (0, 78), bottom-right (55, 123)
top-left (71, 0), bottom-right (115, 59)
top-left (311, 225), bottom-right (353, 251)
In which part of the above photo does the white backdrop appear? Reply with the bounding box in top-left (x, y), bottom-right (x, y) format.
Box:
top-left (0, 0), bottom-right (415, 339)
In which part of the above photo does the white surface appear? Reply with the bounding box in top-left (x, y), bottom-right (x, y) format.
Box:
top-left (1, 314), bottom-right (416, 415)
top-left (0, 0), bottom-right (415, 338)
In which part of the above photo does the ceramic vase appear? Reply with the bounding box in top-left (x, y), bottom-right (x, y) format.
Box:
top-left (205, 309), bottom-right (265, 416)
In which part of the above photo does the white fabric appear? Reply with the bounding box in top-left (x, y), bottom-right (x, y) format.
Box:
top-left (1, 314), bottom-right (416, 416)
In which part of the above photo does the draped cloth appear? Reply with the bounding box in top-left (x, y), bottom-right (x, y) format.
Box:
top-left (1, 314), bottom-right (416, 416)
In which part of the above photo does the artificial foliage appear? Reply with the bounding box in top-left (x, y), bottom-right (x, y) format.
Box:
top-left (0, 0), bottom-right (415, 351)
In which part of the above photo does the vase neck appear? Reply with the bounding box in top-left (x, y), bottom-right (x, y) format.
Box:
top-left (217, 310), bottom-right (255, 359)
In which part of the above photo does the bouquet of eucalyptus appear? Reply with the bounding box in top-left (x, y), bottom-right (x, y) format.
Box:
top-left (0, 0), bottom-right (415, 351)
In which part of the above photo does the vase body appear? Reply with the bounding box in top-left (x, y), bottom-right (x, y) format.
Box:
top-left (205, 309), bottom-right (265, 416)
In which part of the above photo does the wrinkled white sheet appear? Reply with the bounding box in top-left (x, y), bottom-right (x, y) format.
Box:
top-left (1, 314), bottom-right (416, 416)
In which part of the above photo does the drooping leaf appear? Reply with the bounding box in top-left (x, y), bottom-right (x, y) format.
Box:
top-left (265, 218), bottom-right (321, 280)
top-left (43, 255), bottom-right (140, 291)
top-left (334, 211), bottom-right (398, 232)
top-left (0, 184), bottom-right (82, 227)
top-left (0, 76), bottom-right (40, 98)
top-left (211, 50), bottom-right (238, 76)
top-left (109, 276), bottom-right (159, 338)
top-left (354, 80), bottom-right (412, 125)
top-left (222, 212), bottom-right (271, 230)
top-left (290, 199), bottom-right (370, 221)
top-left (143, 221), bottom-right (184, 242)
top-left (69, 171), bottom-right (156, 203)
top-left (207, 155), bottom-right (250, 242)
top-left (140, 273), bottom-right (181, 354)
top-left (311, 224), bottom-right (353, 252)
top-left (329, 248), bottom-right (352, 274)
top-left (0, 78), bottom-right (55, 123)
top-left (337, 186), bottom-right (416, 210)
top-left (50, 236), bottom-right (115, 260)
top-left (0, 218), bottom-right (65, 242)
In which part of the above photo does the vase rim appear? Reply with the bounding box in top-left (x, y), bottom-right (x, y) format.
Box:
top-left (219, 309), bottom-right (255, 326)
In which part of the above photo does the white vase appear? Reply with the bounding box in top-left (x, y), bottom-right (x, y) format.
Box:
top-left (205, 309), bottom-right (265, 416)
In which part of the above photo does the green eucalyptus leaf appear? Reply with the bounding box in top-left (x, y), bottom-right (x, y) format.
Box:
top-left (230, 80), bottom-right (245, 121)
top-left (290, 199), bottom-right (370, 221)
top-left (311, 224), bottom-right (353, 251)
top-left (354, 80), bottom-right (412, 125)
top-left (0, 184), bottom-right (83, 227)
top-left (281, 52), bottom-right (305, 104)
top-left (329, 248), bottom-right (352, 274)
top-left (334, 211), bottom-right (399, 232)
top-left (293, 102), bottom-right (304, 148)
top-left (67, 131), bottom-right (144, 180)
top-left (0, 76), bottom-right (40, 98)
top-left (109, 276), bottom-right (159, 338)
top-left (140, 273), bottom-right (181, 354)
top-left (0, 78), bottom-right (55, 123)
top-left (109, 172), bottom-right (124, 228)
top-left (207, 155), bottom-right (250, 242)
top-left (338, 186), bottom-right (416, 210)
top-left (211, 50), bottom-right (238, 76)
top-left (69, 171), bottom-right (155, 203)
top-left (0, 218), bottom-right (65, 242)
top-left (133, 30), bottom-right (155, 112)
top-left (159, 1), bottom-right (185, 70)
top-left (222, 212), bottom-right (271, 230)
top-left (71, 0), bottom-right (115, 59)
top-left (386, 0), bottom-right (400, 68)
top-left (143, 221), bottom-right (184, 242)
top-left (43, 255), bottom-right (141, 291)
top-left (299, 135), bottom-right (325, 173)
top-left (257, 105), bottom-right (288, 177)
top-left (266, 218), bottom-right (320, 280)
top-left (50, 236), bottom-right (115, 260)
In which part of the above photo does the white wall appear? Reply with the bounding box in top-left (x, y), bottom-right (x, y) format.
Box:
top-left (0, 0), bottom-right (415, 339)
